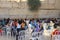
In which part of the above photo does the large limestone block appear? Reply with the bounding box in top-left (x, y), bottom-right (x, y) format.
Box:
top-left (49, 0), bottom-right (56, 4)
top-left (0, 1), bottom-right (12, 8)
top-left (38, 10), bottom-right (60, 18)
top-left (0, 8), bottom-right (9, 18)
top-left (38, 10), bottom-right (49, 18)
top-left (40, 3), bottom-right (49, 9)
top-left (39, 0), bottom-right (55, 9)
top-left (12, 2), bottom-right (19, 8)
top-left (55, 0), bottom-right (60, 9)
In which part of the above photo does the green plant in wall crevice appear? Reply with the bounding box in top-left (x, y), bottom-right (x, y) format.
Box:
top-left (27, 0), bottom-right (41, 11)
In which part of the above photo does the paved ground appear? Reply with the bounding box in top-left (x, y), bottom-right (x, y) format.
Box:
top-left (0, 36), bottom-right (50, 40)
top-left (0, 36), bottom-right (16, 40)
top-left (0, 35), bottom-right (51, 40)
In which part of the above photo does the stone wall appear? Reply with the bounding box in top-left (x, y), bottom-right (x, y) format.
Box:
top-left (0, 0), bottom-right (60, 18)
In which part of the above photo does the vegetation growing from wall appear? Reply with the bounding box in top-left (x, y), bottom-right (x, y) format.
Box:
top-left (27, 0), bottom-right (41, 11)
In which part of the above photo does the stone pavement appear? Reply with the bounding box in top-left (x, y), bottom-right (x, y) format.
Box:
top-left (0, 35), bottom-right (51, 40)
top-left (0, 36), bottom-right (16, 40)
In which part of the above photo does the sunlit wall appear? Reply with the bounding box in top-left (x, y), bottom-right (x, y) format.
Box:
top-left (0, 0), bottom-right (45, 2)
top-left (0, 0), bottom-right (60, 18)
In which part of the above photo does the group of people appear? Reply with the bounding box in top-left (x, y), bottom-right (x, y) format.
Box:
top-left (0, 18), bottom-right (60, 36)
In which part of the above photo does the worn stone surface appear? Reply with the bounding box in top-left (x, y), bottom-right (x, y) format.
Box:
top-left (0, 0), bottom-right (60, 18)
top-left (0, 36), bottom-right (15, 40)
